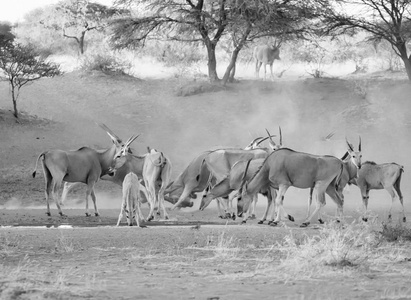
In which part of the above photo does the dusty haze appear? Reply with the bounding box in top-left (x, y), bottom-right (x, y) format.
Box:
top-left (0, 61), bottom-right (410, 222)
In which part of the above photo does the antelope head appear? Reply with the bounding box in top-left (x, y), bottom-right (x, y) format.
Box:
top-left (266, 127), bottom-right (282, 151)
top-left (108, 134), bottom-right (140, 174)
top-left (244, 137), bottom-right (264, 150)
top-left (270, 39), bottom-right (282, 59)
top-left (346, 136), bottom-right (362, 169)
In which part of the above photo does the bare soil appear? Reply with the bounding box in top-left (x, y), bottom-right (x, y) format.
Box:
top-left (1, 71), bottom-right (411, 299)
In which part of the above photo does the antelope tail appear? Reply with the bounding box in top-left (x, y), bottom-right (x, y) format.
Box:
top-left (32, 152), bottom-right (46, 178)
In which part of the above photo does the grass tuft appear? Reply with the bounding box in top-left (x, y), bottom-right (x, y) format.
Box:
top-left (379, 222), bottom-right (411, 242)
top-left (272, 222), bottom-right (379, 280)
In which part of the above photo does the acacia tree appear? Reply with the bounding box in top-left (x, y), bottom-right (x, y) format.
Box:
top-left (42, 0), bottom-right (120, 54)
top-left (221, 0), bottom-right (329, 85)
top-left (110, 0), bottom-right (229, 82)
top-left (322, 0), bottom-right (411, 80)
top-left (0, 42), bottom-right (61, 118)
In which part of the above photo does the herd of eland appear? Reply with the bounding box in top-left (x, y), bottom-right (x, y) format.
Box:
top-left (30, 121), bottom-right (407, 227)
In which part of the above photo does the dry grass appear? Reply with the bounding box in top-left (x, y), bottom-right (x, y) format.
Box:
top-left (55, 230), bottom-right (82, 253)
top-left (0, 256), bottom-right (105, 299)
top-left (251, 221), bottom-right (411, 282)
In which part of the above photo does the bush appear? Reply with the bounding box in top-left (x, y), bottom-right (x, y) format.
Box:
top-left (379, 222), bottom-right (411, 242)
top-left (79, 53), bottom-right (131, 75)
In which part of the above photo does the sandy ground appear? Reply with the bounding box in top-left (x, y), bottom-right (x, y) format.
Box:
top-left (1, 207), bottom-right (411, 300)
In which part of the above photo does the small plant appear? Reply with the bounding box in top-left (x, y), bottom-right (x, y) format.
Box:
top-left (55, 231), bottom-right (80, 253)
top-left (349, 79), bottom-right (368, 99)
top-left (379, 222), bottom-right (411, 242)
top-left (274, 223), bottom-right (378, 280)
top-left (79, 52), bottom-right (131, 75)
top-left (205, 232), bottom-right (240, 260)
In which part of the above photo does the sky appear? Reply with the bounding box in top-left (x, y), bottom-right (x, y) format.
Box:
top-left (0, 0), bottom-right (115, 23)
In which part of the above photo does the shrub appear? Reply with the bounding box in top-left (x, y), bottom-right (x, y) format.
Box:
top-left (379, 222), bottom-right (411, 242)
top-left (79, 52), bottom-right (131, 75)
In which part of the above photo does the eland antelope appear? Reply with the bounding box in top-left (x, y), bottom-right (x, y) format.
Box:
top-left (142, 148), bottom-right (172, 221)
top-left (199, 158), bottom-right (277, 224)
top-left (31, 123), bottom-right (130, 217)
top-left (238, 148), bottom-right (344, 227)
top-left (253, 42), bottom-right (281, 80)
top-left (112, 140), bottom-right (172, 221)
top-left (200, 128), bottom-right (283, 220)
top-left (306, 137), bottom-right (362, 224)
top-left (116, 172), bottom-right (145, 227)
top-left (166, 134), bottom-right (276, 212)
top-left (352, 161), bottom-right (405, 222)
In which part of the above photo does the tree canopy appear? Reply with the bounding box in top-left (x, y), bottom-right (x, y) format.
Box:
top-left (110, 0), bottom-right (330, 82)
top-left (322, 0), bottom-right (411, 80)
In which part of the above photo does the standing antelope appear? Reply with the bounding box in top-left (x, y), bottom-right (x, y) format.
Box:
top-left (31, 123), bottom-right (130, 217)
top-left (352, 161), bottom-right (405, 222)
top-left (306, 137), bottom-right (362, 224)
top-left (112, 139), bottom-right (172, 221)
top-left (253, 42), bottom-right (281, 80)
top-left (238, 148), bottom-right (345, 227)
top-left (165, 134), bottom-right (276, 212)
top-left (143, 148), bottom-right (172, 221)
top-left (116, 172), bottom-right (145, 227)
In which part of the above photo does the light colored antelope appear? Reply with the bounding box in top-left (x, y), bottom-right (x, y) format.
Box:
top-left (166, 135), bottom-right (275, 212)
top-left (199, 158), bottom-right (277, 224)
top-left (238, 148), bottom-right (345, 227)
top-left (116, 172), bottom-right (145, 227)
top-left (352, 161), bottom-right (405, 222)
top-left (306, 137), bottom-right (362, 224)
top-left (31, 123), bottom-right (130, 217)
top-left (142, 148), bottom-right (172, 221)
top-left (112, 140), bottom-right (172, 221)
top-left (200, 128), bottom-right (283, 221)
top-left (253, 41), bottom-right (281, 80)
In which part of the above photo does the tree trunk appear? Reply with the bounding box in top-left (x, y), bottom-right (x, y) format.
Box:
top-left (401, 55), bottom-right (411, 80)
top-left (205, 41), bottom-right (219, 82)
top-left (222, 47), bottom-right (241, 85)
top-left (397, 43), bottom-right (411, 80)
top-left (11, 85), bottom-right (18, 118)
top-left (79, 31), bottom-right (86, 55)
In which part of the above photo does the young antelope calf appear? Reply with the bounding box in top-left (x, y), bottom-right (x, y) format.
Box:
top-left (117, 172), bottom-right (145, 227)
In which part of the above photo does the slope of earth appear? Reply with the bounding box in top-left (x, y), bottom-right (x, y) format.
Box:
top-left (1, 72), bottom-right (410, 213)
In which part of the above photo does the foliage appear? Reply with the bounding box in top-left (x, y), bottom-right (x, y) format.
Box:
top-left (0, 22), bottom-right (14, 45)
top-left (79, 51), bottom-right (132, 75)
top-left (13, 6), bottom-right (75, 55)
top-left (110, 0), bottom-right (331, 83)
top-left (0, 41), bottom-right (61, 118)
top-left (40, 0), bottom-right (124, 54)
top-left (322, 0), bottom-right (411, 80)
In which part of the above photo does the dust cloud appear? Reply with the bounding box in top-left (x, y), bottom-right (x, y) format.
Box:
top-left (2, 68), bottom-right (410, 220)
